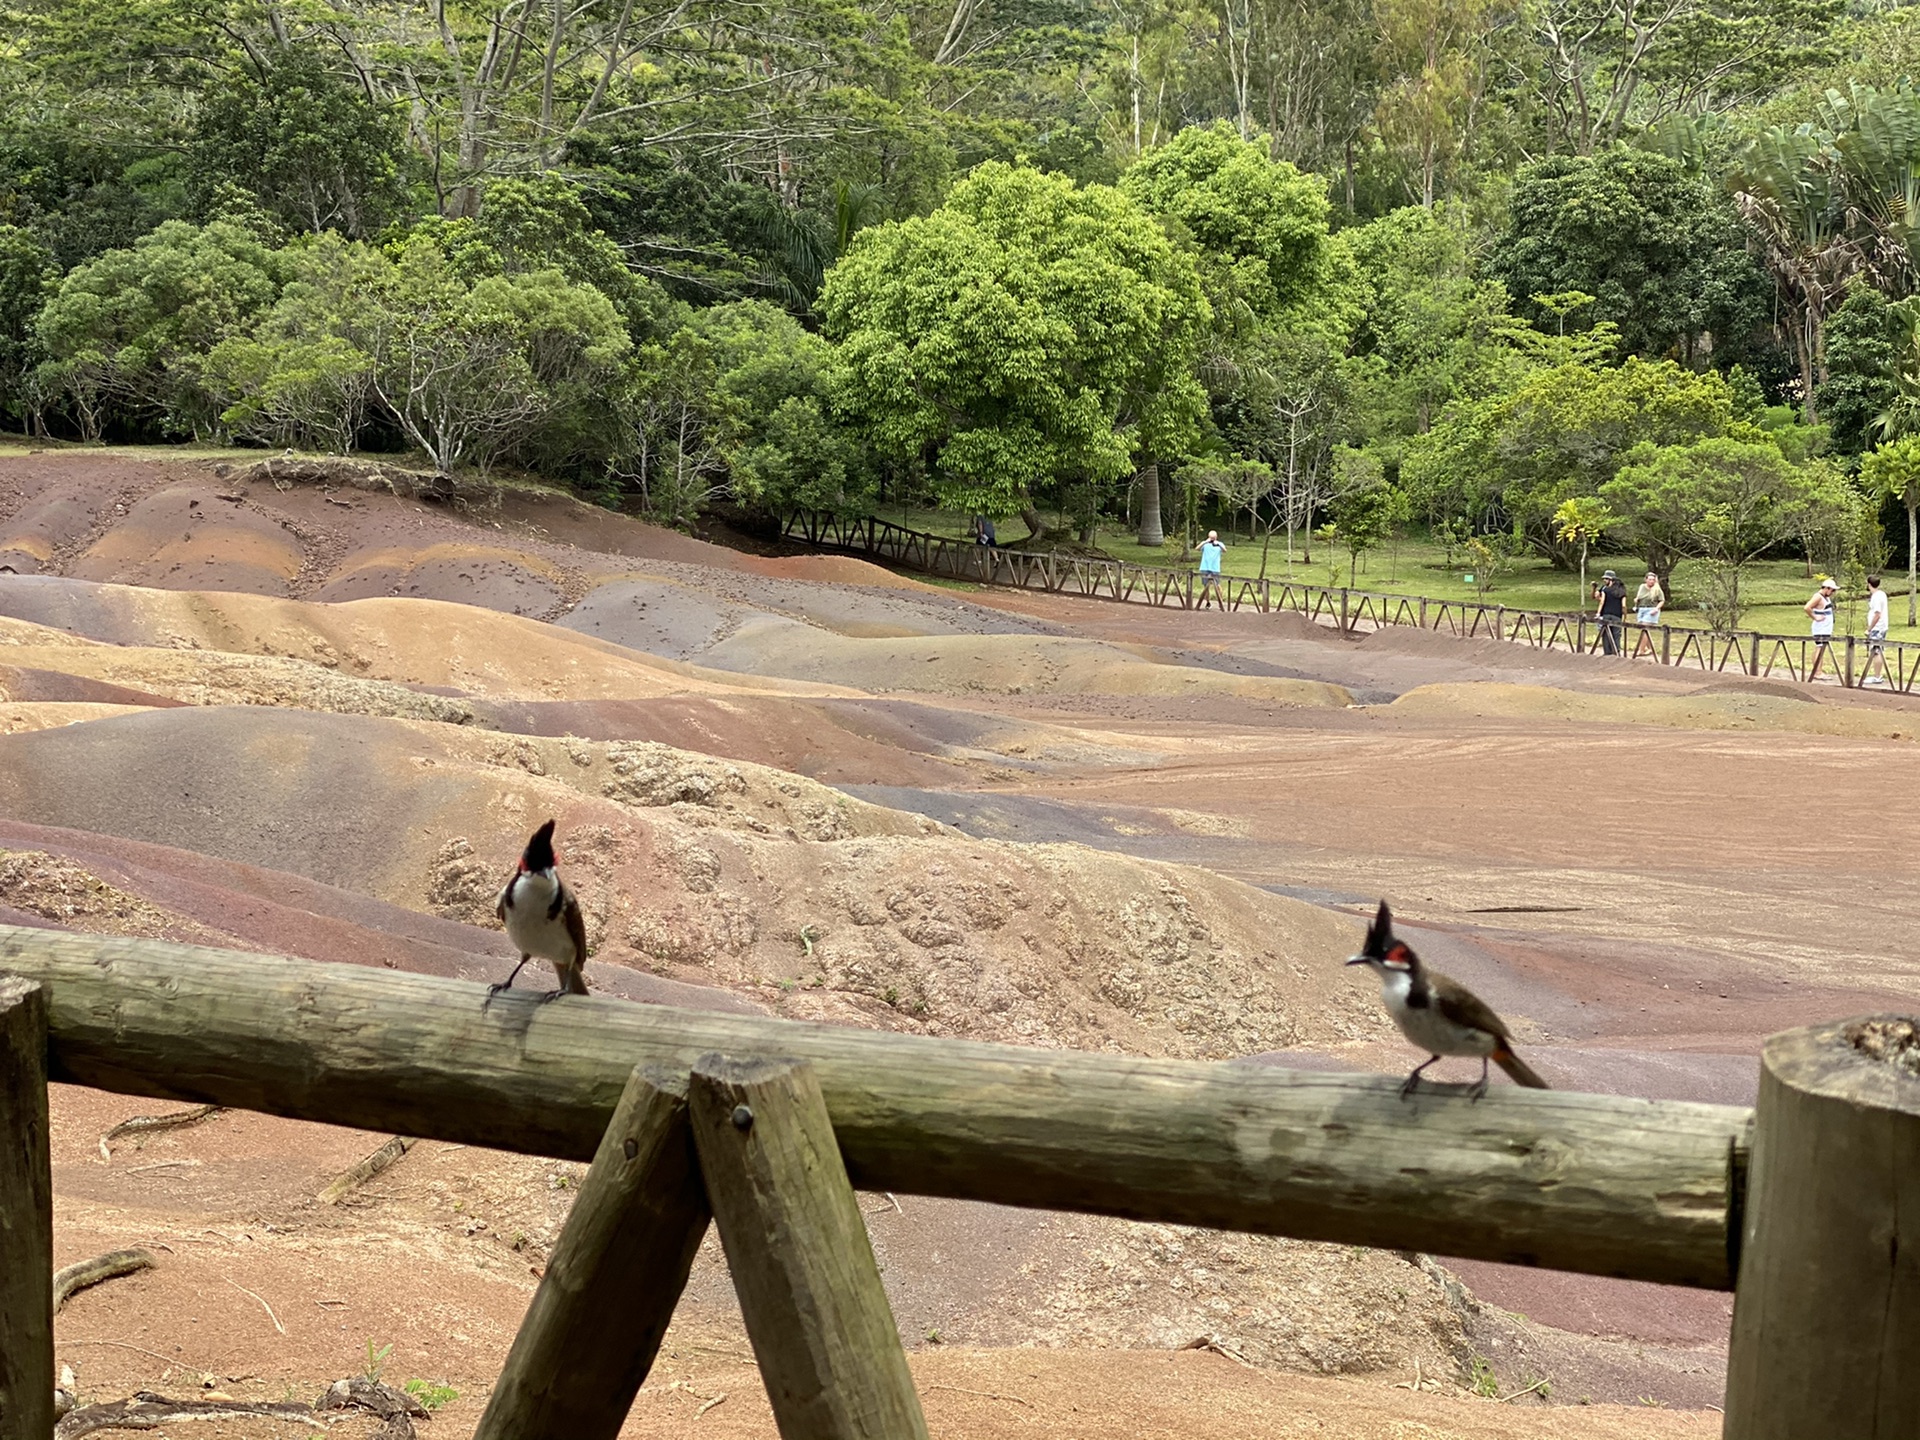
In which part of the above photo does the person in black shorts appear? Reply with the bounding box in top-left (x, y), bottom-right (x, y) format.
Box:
top-left (1594, 569), bottom-right (1626, 656)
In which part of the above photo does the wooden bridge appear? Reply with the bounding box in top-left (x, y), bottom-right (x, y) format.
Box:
top-left (785, 511), bottom-right (1920, 694)
top-left (3, 926), bottom-right (1916, 1437)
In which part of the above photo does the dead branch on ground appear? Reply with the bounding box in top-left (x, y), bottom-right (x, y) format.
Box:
top-left (54, 1249), bottom-right (156, 1310)
top-left (99, 1105), bottom-right (223, 1159)
top-left (55, 1394), bottom-right (313, 1438)
top-left (319, 1136), bottom-right (416, 1204)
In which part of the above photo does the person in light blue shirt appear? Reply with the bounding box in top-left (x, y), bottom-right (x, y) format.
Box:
top-left (1197, 529), bottom-right (1225, 609)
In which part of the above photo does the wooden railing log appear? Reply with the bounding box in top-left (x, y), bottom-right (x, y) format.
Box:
top-left (0, 976), bottom-right (52, 1440)
top-left (690, 1056), bottom-right (928, 1440)
top-left (1722, 1016), bottom-right (1920, 1437)
top-left (473, 1066), bottom-right (709, 1440)
top-left (0, 927), bottom-right (1747, 1288)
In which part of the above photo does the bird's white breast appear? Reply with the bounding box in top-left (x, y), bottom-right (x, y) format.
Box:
top-left (1377, 970), bottom-right (1495, 1058)
top-left (500, 870), bottom-right (576, 963)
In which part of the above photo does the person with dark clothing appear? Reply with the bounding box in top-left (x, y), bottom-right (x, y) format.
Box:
top-left (1594, 569), bottom-right (1626, 656)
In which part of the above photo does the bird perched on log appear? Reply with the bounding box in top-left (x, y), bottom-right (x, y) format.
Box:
top-left (1347, 901), bottom-right (1547, 1099)
top-left (492, 820), bottom-right (589, 1000)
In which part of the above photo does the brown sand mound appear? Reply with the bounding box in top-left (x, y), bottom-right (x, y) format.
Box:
top-left (0, 448), bottom-right (936, 601)
top-left (0, 661), bottom-right (183, 706)
top-left (0, 701), bottom-right (151, 733)
top-left (703, 619), bottom-right (1353, 705)
top-left (311, 541), bottom-right (568, 615)
top-left (1390, 680), bottom-right (1920, 740)
top-left (0, 578), bottom-right (856, 701)
top-left (65, 483), bottom-right (306, 594)
top-left (1, 643), bottom-right (477, 723)
top-left (0, 705), bottom-right (1382, 1058)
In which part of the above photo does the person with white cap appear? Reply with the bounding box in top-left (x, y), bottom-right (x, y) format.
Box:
top-left (1805, 576), bottom-right (1838, 680)
top-left (1631, 569), bottom-right (1666, 657)
top-left (1593, 568), bottom-right (1626, 655)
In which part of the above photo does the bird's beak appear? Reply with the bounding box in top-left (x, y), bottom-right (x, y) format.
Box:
top-left (1344, 955), bottom-right (1368, 967)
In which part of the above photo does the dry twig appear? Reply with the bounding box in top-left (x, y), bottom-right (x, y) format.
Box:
top-left (223, 1278), bottom-right (285, 1335)
top-left (1497, 1377), bottom-right (1550, 1403)
top-left (55, 1340), bottom-right (191, 1369)
top-left (924, 1383), bottom-right (1033, 1406)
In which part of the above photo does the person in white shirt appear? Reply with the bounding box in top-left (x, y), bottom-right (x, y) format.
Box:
top-left (1805, 577), bottom-right (1838, 681)
top-left (1863, 575), bottom-right (1890, 687)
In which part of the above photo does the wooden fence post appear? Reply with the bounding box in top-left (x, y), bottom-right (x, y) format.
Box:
top-left (1723, 1016), bottom-right (1920, 1438)
top-left (688, 1055), bottom-right (929, 1440)
top-left (473, 1066), bottom-right (710, 1440)
top-left (0, 976), bottom-right (52, 1440)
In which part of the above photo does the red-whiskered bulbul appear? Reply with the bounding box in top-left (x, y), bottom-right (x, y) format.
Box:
top-left (1346, 901), bottom-right (1547, 1099)
top-left (492, 820), bottom-right (589, 1001)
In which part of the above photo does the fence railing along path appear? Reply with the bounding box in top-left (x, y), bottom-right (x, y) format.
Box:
top-left (786, 511), bottom-right (1920, 695)
top-left (4, 925), bottom-right (1919, 1437)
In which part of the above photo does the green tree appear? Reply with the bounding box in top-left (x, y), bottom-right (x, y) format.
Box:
top-left (1861, 436), bottom-right (1920, 626)
top-left (1330, 466), bottom-right (1396, 585)
top-left (1817, 286), bottom-right (1905, 457)
top-left (1553, 495), bottom-right (1616, 604)
top-left (1407, 356), bottom-right (1745, 567)
top-left (188, 45), bottom-right (410, 238)
top-left (32, 219), bottom-right (283, 439)
top-left (821, 162), bottom-right (1209, 538)
top-left (366, 241), bottom-right (629, 476)
top-left (693, 300), bottom-right (876, 516)
top-left (1602, 437), bottom-right (1831, 628)
top-left (1491, 149), bottom-right (1766, 366)
top-left (0, 226), bottom-right (56, 431)
top-left (1344, 204), bottom-right (1521, 443)
top-left (1120, 121), bottom-right (1350, 334)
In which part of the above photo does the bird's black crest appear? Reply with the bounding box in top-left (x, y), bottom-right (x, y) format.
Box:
top-left (523, 819), bottom-right (558, 871)
top-left (1363, 900), bottom-right (1395, 959)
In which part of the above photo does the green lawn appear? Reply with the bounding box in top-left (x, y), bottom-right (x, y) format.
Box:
top-left (882, 504), bottom-right (1919, 640)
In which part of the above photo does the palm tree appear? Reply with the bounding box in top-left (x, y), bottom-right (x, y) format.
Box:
top-left (1729, 125), bottom-right (1859, 420)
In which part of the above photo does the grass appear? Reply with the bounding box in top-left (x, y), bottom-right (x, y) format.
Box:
top-left (885, 503), bottom-right (1920, 640)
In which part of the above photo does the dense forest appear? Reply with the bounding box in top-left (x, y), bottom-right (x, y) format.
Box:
top-left (10, 0), bottom-right (1920, 618)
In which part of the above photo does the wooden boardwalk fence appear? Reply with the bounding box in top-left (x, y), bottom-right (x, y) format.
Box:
top-left (4, 926), bottom-right (1918, 1436)
top-left (785, 511), bottom-right (1920, 695)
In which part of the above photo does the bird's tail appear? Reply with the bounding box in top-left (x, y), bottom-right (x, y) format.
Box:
top-left (1493, 1045), bottom-right (1549, 1089)
top-left (562, 965), bottom-right (590, 997)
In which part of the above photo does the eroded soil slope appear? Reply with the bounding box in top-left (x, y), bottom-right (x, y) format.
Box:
top-left (2, 447), bottom-right (1852, 1433)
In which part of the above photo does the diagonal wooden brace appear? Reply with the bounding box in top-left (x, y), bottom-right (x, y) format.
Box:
top-left (689, 1054), bottom-right (929, 1440)
top-left (0, 976), bottom-right (52, 1440)
top-left (473, 1066), bottom-right (709, 1440)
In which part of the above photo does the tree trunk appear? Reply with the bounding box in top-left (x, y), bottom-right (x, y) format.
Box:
top-left (1578, 541), bottom-right (1587, 606)
top-left (1021, 505), bottom-right (1048, 543)
top-left (1137, 462), bottom-right (1163, 546)
top-left (1908, 491), bottom-right (1916, 629)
